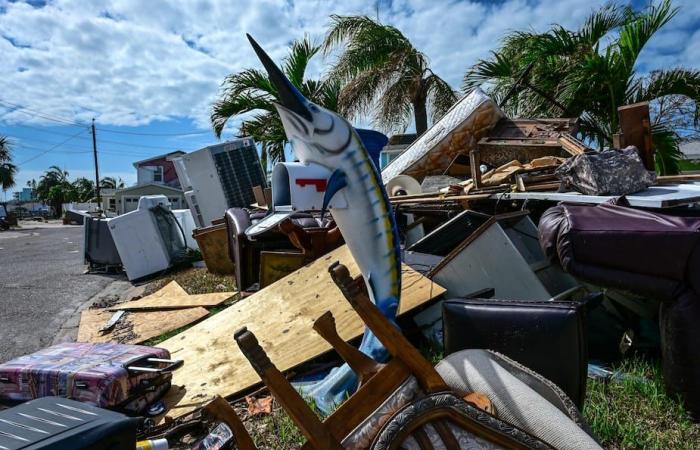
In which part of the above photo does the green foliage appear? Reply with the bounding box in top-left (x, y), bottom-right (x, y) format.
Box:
top-left (0, 136), bottom-right (17, 191)
top-left (71, 177), bottom-right (96, 202)
top-left (463, 0), bottom-right (700, 174)
top-left (100, 176), bottom-right (125, 189)
top-left (584, 358), bottom-right (700, 449)
top-left (323, 15), bottom-right (456, 135)
top-left (211, 37), bottom-right (339, 163)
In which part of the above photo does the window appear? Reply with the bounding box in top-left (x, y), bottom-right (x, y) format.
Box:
top-left (109, 199), bottom-right (116, 210)
top-left (152, 166), bottom-right (163, 183)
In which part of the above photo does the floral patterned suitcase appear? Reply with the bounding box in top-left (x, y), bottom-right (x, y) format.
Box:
top-left (0, 342), bottom-right (182, 415)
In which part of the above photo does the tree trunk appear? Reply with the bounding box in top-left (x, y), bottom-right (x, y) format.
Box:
top-left (413, 95), bottom-right (428, 136)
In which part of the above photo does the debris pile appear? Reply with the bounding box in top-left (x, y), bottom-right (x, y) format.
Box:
top-left (2, 36), bottom-right (700, 450)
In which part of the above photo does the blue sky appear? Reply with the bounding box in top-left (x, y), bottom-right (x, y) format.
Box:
top-left (1, 0), bottom-right (699, 198)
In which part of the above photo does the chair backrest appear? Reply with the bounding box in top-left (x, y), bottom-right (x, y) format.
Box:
top-left (235, 262), bottom-right (553, 450)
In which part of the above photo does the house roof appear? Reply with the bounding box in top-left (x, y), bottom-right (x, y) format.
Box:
top-left (132, 151), bottom-right (186, 168)
top-left (115, 183), bottom-right (184, 195)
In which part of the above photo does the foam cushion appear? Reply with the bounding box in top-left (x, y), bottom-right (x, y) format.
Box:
top-left (436, 350), bottom-right (601, 450)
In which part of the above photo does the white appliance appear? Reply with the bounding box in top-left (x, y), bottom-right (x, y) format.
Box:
top-left (108, 195), bottom-right (188, 281)
top-left (171, 209), bottom-right (199, 250)
top-left (171, 138), bottom-right (266, 228)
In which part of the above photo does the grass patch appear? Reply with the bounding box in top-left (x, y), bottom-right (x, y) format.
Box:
top-left (678, 159), bottom-right (700, 172)
top-left (584, 358), bottom-right (700, 449)
top-left (144, 267), bottom-right (237, 295)
top-left (141, 267), bottom-right (239, 345)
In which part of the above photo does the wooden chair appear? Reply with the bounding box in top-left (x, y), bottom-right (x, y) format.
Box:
top-left (234, 262), bottom-right (554, 450)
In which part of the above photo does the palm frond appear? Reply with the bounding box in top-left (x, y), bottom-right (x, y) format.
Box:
top-left (0, 163), bottom-right (17, 191)
top-left (375, 75), bottom-right (414, 133)
top-left (633, 69), bottom-right (700, 105)
top-left (211, 92), bottom-right (272, 138)
top-left (462, 51), bottom-right (516, 93)
top-left (284, 36), bottom-right (320, 88)
top-left (220, 69), bottom-right (275, 98)
top-left (652, 122), bottom-right (682, 175)
top-left (425, 74), bottom-right (457, 122)
top-left (618, 0), bottom-right (676, 72)
top-left (578, 2), bottom-right (626, 46)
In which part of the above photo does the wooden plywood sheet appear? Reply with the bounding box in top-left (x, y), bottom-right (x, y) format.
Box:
top-left (161, 245), bottom-right (445, 417)
top-left (109, 292), bottom-right (235, 311)
top-left (78, 307), bottom-right (210, 345)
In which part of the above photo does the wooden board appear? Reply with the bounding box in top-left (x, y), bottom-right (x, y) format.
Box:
top-left (78, 307), bottom-right (210, 345)
top-left (160, 245), bottom-right (445, 417)
top-left (108, 286), bottom-right (235, 311)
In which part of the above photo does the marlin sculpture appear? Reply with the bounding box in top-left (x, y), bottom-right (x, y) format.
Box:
top-left (247, 34), bottom-right (401, 412)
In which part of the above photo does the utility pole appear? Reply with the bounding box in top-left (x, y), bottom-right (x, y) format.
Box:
top-left (91, 118), bottom-right (101, 210)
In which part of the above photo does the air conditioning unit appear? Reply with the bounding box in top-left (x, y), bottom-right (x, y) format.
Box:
top-left (172, 138), bottom-right (266, 227)
top-left (184, 191), bottom-right (204, 228)
top-left (108, 195), bottom-right (189, 281)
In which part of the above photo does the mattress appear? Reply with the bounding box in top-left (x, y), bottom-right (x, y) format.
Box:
top-left (381, 88), bottom-right (503, 184)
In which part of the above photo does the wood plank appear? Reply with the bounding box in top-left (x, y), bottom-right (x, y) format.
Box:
top-left (656, 174), bottom-right (700, 183)
top-left (108, 292), bottom-right (235, 311)
top-left (77, 307), bottom-right (209, 345)
top-left (160, 245), bottom-right (445, 417)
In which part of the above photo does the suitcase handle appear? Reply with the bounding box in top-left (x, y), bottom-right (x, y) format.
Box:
top-left (128, 358), bottom-right (183, 373)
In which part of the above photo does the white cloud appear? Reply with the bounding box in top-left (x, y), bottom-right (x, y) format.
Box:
top-left (0, 0), bottom-right (697, 133)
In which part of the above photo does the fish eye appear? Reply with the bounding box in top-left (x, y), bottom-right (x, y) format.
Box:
top-left (309, 104), bottom-right (319, 113)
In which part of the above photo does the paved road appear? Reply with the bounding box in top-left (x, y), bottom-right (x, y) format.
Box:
top-left (0, 223), bottom-right (117, 362)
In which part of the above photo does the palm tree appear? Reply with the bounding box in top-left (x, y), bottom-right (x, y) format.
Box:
top-left (100, 176), bottom-right (125, 189)
top-left (0, 136), bottom-right (17, 191)
top-left (322, 15), bottom-right (457, 136)
top-left (37, 166), bottom-right (72, 217)
top-left (211, 37), bottom-right (340, 163)
top-left (462, 0), bottom-right (700, 174)
top-left (72, 178), bottom-right (95, 202)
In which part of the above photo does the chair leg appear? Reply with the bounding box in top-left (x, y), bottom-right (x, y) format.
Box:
top-left (313, 311), bottom-right (384, 386)
top-left (202, 396), bottom-right (258, 450)
top-left (327, 262), bottom-right (449, 394)
top-left (234, 327), bottom-right (344, 450)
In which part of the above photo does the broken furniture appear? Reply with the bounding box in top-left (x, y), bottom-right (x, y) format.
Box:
top-left (406, 210), bottom-right (580, 342)
top-left (442, 294), bottom-right (601, 409)
top-left (616, 102), bottom-right (654, 170)
top-left (159, 244), bottom-right (445, 418)
top-left (470, 118), bottom-right (582, 189)
top-left (108, 195), bottom-right (191, 281)
top-left (0, 343), bottom-right (181, 415)
top-left (225, 208), bottom-right (332, 291)
top-left (192, 219), bottom-right (235, 275)
top-left (381, 88), bottom-right (504, 183)
top-left (0, 396), bottom-right (139, 450)
top-left (235, 262), bottom-right (601, 449)
top-left (84, 216), bottom-right (122, 273)
top-left (538, 201), bottom-right (700, 419)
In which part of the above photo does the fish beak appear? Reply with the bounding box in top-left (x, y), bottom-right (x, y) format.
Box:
top-left (246, 34), bottom-right (312, 122)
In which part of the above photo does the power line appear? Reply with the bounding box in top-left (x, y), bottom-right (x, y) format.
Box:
top-left (14, 144), bottom-right (92, 155)
top-left (1, 98), bottom-right (211, 137)
top-left (95, 127), bottom-right (211, 137)
top-left (17, 128), bottom-right (89, 166)
top-left (0, 99), bottom-right (85, 127)
top-left (3, 124), bottom-right (190, 152)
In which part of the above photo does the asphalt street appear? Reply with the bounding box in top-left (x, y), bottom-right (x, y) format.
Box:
top-left (0, 223), bottom-right (117, 362)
